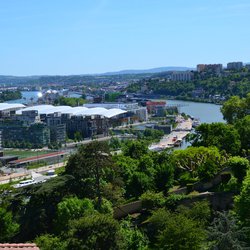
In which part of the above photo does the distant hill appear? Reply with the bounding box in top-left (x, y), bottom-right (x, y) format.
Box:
top-left (101, 66), bottom-right (194, 75)
top-left (0, 66), bottom-right (194, 85)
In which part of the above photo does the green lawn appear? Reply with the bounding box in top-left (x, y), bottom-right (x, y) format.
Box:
top-left (3, 150), bottom-right (52, 159)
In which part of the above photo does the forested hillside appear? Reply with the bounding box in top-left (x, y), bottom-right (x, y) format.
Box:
top-left (127, 71), bottom-right (250, 101)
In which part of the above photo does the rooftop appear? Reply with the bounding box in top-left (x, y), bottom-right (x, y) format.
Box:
top-left (0, 243), bottom-right (39, 250)
top-left (16, 105), bottom-right (127, 118)
top-left (0, 103), bottom-right (25, 111)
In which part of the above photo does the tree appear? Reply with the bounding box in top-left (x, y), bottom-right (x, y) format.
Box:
top-left (123, 140), bottom-right (148, 159)
top-left (65, 141), bottom-right (115, 207)
top-left (190, 123), bottom-right (241, 155)
top-left (109, 137), bottom-right (121, 150)
top-left (148, 208), bottom-right (206, 250)
top-left (120, 218), bottom-right (148, 249)
top-left (176, 201), bottom-right (211, 227)
top-left (234, 170), bottom-right (250, 227)
top-left (221, 94), bottom-right (250, 124)
top-left (67, 214), bottom-right (124, 250)
top-left (227, 156), bottom-right (250, 183)
top-left (140, 191), bottom-right (166, 210)
top-left (74, 131), bottom-right (82, 142)
top-left (0, 207), bottom-right (19, 242)
top-left (171, 146), bottom-right (226, 181)
top-left (236, 115), bottom-right (250, 151)
top-left (208, 211), bottom-right (249, 250)
top-left (35, 234), bottom-right (67, 250)
top-left (54, 96), bottom-right (86, 107)
top-left (153, 150), bottom-right (174, 192)
top-left (55, 197), bottom-right (94, 232)
top-left (126, 172), bottom-right (155, 198)
top-left (19, 175), bottom-right (75, 241)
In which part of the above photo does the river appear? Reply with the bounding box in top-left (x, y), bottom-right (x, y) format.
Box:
top-left (166, 99), bottom-right (224, 123)
top-left (9, 91), bottom-right (224, 124)
top-left (7, 91), bottom-right (82, 104)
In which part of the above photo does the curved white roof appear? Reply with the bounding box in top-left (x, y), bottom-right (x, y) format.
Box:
top-left (103, 108), bottom-right (127, 118)
top-left (16, 105), bottom-right (126, 118)
top-left (16, 105), bottom-right (54, 115)
top-left (0, 103), bottom-right (25, 111)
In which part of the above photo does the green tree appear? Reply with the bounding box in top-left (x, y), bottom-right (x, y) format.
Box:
top-left (54, 96), bottom-right (86, 107)
top-left (227, 156), bottom-right (250, 183)
top-left (148, 208), bottom-right (206, 250)
top-left (19, 175), bottom-right (74, 241)
top-left (176, 201), bottom-right (211, 227)
top-left (74, 131), bottom-right (82, 142)
top-left (151, 150), bottom-right (174, 192)
top-left (65, 141), bottom-right (115, 207)
top-left (236, 115), bottom-right (250, 151)
top-left (67, 213), bottom-right (123, 250)
top-left (55, 197), bottom-right (94, 232)
top-left (35, 234), bottom-right (67, 250)
top-left (190, 123), bottom-right (241, 155)
top-left (0, 207), bottom-right (19, 242)
top-left (171, 146), bottom-right (226, 181)
top-left (120, 218), bottom-right (148, 249)
top-left (123, 140), bottom-right (148, 159)
top-left (109, 137), bottom-right (121, 150)
top-left (221, 95), bottom-right (248, 124)
top-left (235, 170), bottom-right (250, 227)
top-left (140, 191), bottom-right (166, 210)
top-left (126, 172), bottom-right (155, 198)
top-left (208, 211), bottom-right (249, 250)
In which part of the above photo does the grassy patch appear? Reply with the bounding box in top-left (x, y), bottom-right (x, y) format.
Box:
top-left (55, 166), bottom-right (65, 175)
top-left (26, 161), bottom-right (47, 170)
top-left (4, 150), bottom-right (52, 159)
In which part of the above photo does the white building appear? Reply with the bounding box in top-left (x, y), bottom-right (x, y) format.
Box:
top-left (170, 71), bottom-right (193, 81)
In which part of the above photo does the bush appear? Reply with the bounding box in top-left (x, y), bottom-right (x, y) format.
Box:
top-left (140, 191), bottom-right (166, 210)
top-left (165, 194), bottom-right (187, 210)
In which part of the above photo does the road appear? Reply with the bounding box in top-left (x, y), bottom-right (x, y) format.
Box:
top-left (0, 162), bottom-right (66, 185)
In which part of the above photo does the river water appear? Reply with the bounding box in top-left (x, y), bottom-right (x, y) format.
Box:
top-left (166, 99), bottom-right (224, 123)
top-left (7, 91), bottom-right (82, 104)
top-left (9, 91), bottom-right (224, 124)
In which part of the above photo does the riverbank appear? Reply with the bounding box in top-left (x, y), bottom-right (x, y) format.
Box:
top-left (149, 117), bottom-right (192, 151)
top-left (155, 95), bottom-right (224, 105)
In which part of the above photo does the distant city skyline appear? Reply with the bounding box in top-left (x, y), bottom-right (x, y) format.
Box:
top-left (0, 0), bottom-right (250, 76)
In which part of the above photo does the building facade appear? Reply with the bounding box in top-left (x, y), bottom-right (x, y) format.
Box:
top-left (197, 64), bottom-right (223, 74)
top-left (0, 121), bottom-right (50, 148)
top-left (170, 71), bottom-right (193, 81)
top-left (227, 62), bottom-right (243, 70)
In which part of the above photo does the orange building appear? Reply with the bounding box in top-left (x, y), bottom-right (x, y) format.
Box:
top-left (146, 101), bottom-right (166, 114)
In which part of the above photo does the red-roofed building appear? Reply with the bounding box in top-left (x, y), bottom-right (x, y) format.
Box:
top-left (146, 101), bottom-right (166, 115)
top-left (0, 243), bottom-right (39, 250)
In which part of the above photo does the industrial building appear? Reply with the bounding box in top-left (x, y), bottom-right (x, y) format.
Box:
top-left (0, 103), bottom-right (25, 118)
top-left (15, 105), bottom-right (128, 142)
top-left (0, 102), bottom-right (149, 147)
top-left (83, 103), bottom-right (148, 122)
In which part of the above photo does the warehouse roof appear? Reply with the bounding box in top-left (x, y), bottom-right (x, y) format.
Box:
top-left (0, 103), bottom-right (25, 111)
top-left (16, 105), bottom-right (127, 118)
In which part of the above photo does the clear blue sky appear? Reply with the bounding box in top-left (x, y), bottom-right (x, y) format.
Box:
top-left (1, 0), bottom-right (249, 75)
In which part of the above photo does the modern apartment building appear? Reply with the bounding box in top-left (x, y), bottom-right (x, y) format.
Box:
top-left (170, 71), bottom-right (193, 82)
top-left (197, 64), bottom-right (223, 74)
top-left (227, 62), bottom-right (243, 70)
